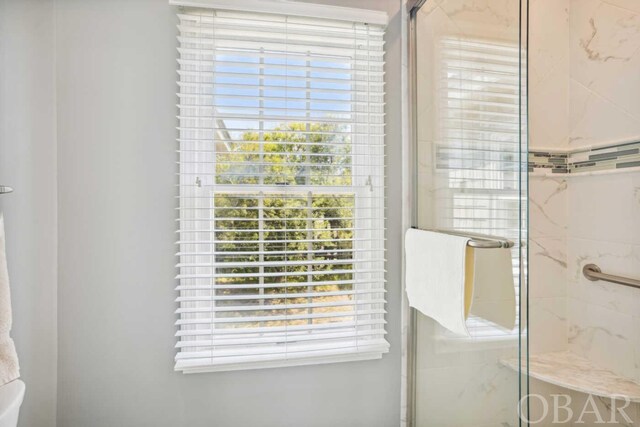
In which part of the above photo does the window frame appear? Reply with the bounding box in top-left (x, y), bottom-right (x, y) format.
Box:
top-left (174, 7), bottom-right (388, 373)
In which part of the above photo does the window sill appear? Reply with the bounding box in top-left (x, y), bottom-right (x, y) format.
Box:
top-left (175, 347), bottom-right (389, 374)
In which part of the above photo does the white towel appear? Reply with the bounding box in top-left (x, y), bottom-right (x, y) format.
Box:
top-left (405, 228), bottom-right (473, 336)
top-left (405, 228), bottom-right (516, 336)
top-left (469, 247), bottom-right (516, 331)
top-left (0, 215), bottom-right (19, 385)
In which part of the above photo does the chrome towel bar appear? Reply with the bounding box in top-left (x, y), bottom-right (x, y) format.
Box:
top-left (583, 264), bottom-right (640, 289)
top-left (0, 186), bottom-right (13, 195)
top-left (410, 227), bottom-right (514, 249)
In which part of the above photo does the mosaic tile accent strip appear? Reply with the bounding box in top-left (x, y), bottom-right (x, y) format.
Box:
top-left (529, 151), bottom-right (568, 174)
top-left (529, 140), bottom-right (640, 174)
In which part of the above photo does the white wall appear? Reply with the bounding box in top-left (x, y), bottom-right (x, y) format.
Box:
top-left (0, 1), bottom-right (58, 426)
top-left (55, 0), bottom-right (403, 426)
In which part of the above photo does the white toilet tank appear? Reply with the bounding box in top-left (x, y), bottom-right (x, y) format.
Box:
top-left (0, 380), bottom-right (24, 427)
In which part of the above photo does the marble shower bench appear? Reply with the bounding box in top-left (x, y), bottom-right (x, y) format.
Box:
top-left (501, 351), bottom-right (640, 402)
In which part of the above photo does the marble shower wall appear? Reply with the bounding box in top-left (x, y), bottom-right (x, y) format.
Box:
top-left (529, 0), bottom-right (571, 150)
top-left (569, 0), bottom-right (640, 148)
top-left (529, 172), bottom-right (640, 427)
top-left (528, 0), bottom-right (640, 424)
top-left (532, 0), bottom-right (640, 364)
top-left (530, 0), bottom-right (640, 151)
top-left (565, 0), bottom-right (640, 383)
top-left (566, 172), bottom-right (640, 383)
top-left (528, 175), bottom-right (568, 355)
top-left (530, 0), bottom-right (640, 356)
top-left (528, 0), bottom-right (571, 357)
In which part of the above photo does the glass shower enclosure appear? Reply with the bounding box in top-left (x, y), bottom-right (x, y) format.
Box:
top-left (406, 0), bottom-right (529, 425)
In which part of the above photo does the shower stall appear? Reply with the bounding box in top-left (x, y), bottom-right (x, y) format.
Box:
top-left (406, 0), bottom-right (529, 425)
top-left (407, 0), bottom-right (640, 425)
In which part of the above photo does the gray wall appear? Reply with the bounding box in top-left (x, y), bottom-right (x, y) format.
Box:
top-left (0, 1), bottom-right (58, 426)
top-left (55, 0), bottom-right (403, 426)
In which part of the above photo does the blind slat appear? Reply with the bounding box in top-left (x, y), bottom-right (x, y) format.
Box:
top-left (176, 289), bottom-right (386, 302)
top-left (176, 330), bottom-right (387, 349)
top-left (176, 278), bottom-right (386, 291)
top-left (175, 309), bottom-right (387, 325)
top-left (176, 318), bottom-right (386, 337)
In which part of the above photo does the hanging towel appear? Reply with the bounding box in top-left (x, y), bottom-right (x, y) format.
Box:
top-left (405, 228), bottom-right (516, 336)
top-left (0, 215), bottom-right (19, 385)
top-left (405, 228), bottom-right (473, 336)
top-left (468, 246), bottom-right (516, 331)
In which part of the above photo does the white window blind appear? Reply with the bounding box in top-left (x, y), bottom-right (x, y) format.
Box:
top-left (435, 37), bottom-right (523, 341)
top-left (175, 7), bottom-right (388, 372)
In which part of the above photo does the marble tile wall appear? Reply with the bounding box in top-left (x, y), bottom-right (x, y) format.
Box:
top-left (528, 0), bottom-right (640, 424)
top-left (569, 0), bottom-right (640, 148)
top-left (563, 2), bottom-right (640, 399)
top-left (529, 0), bottom-right (571, 150)
top-left (529, 175), bottom-right (568, 355)
top-left (566, 172), bottom-right (640, 383)
top-left (528, 0), bottom-right (570, 359)
top-left (414, 315), bottom-right (520, 427)
top-left (530, 0), bottom-right (640, 151)
top-left (526, 377), bottom-right (640, 426)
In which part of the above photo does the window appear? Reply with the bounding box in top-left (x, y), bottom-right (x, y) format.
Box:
top-left (434, 37), bottom-right (523, 342)
top-left (175, 5), bottom-right (388, 372)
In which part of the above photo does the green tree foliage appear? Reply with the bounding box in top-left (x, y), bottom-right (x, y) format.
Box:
top-left (213, 123), bottom-right (356, 328)
top-left (215, 122), bottom-right (351, 186)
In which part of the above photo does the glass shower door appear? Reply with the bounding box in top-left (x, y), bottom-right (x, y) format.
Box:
top-left (409, 0), bottom-right (528, 425)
